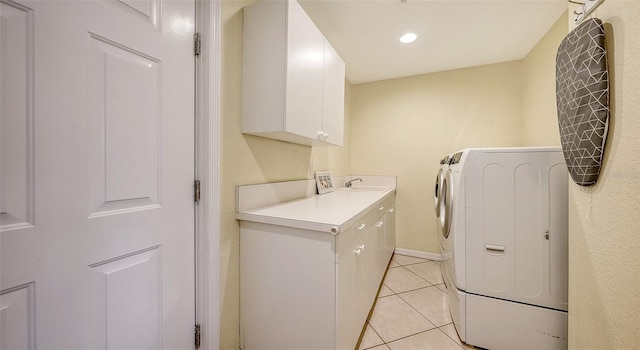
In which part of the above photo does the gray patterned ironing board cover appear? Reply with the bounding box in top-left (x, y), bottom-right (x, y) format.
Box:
top-left (556, 18), bottom-right (609, 186)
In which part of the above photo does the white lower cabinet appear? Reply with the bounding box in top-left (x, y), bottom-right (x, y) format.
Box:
top-left (240, 194), bottom-right (395, 350)
top-left (374, 207), bottom-right (389, 283)
top-left (336, 236), bottom-right (362, 349)
top-left (385, 204), bottom-right (396, 261)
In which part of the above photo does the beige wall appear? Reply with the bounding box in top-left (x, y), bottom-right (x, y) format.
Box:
top-left (348, 11), bottom-right (568, 255)
top-left (220, 1), bottom-right (640, 348)
top-left (564, 2), bottom-right (640, 348)
top-left (522, 13), bottom-right (567, 146)
top-left (350, 62), bottom-right (523, 253)
top-left (220, 1), bottom-right (351, 348)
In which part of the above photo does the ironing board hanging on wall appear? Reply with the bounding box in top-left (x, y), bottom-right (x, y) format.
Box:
top-left (556, 18), bottom-right (610, 186)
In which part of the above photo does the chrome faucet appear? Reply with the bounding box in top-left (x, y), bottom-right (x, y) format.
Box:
top-left (345, 178), bottom-right (363, 188)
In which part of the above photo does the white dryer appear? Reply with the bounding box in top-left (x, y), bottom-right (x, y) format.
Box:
top-left (435, 154), bottom-right (455, 276)
top-left (434, 154), bottom-right (450, 220)
top-left (438, 147), bottom-right (569, 350)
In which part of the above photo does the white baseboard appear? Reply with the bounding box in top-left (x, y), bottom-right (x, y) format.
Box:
top-left (394, 247), bottom-right (443, 262)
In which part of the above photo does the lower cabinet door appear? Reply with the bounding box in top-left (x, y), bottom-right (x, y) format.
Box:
top-left (336, 240), bottom-right (362, 350)
top-left (375, 217), bottom-right (387, 282)
top-left (359, 226), bottom-right (379, 318)
top-left (385, 205), bottom-right (396, 261)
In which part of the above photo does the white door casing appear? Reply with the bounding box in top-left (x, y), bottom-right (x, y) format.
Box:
top-left (0, 0), bottom-right (196, 348)
top-left (194, 0), bottom-right (222, 348)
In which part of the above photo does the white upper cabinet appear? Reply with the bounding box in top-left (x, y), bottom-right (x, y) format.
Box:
top-left (242, 0), bottom-right (346, 146)
top-left (321, 43), bottom-right (346, 146)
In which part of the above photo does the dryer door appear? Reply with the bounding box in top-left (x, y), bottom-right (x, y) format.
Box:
top-left (439, 169), bottom-right (454, 238)
top-left (434, 168), bottom-right (443, 217)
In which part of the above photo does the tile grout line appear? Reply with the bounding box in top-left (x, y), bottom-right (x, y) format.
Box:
top-left (379, 257), bottom-right (439, 348)
top-left (438, 323), bottom-right (475, 350)
top-left (393, 257), bottom-right (442, 284)
top-left (381, 327), bottom-right (456, 348)
top-left (395, 287), bottom-right (446, 328)
top-left (382, 256), bottom-right (465, 348)
top-left (438, 323), bottom-right (462, 345)
top-left (364, 278), bottom-right (402, 350)
top-left (364, 275), bottom-right (399, 350)
top-left (386, 265), bottom-right (436, 294)
top-left (404, 261), bottom-right (443, 286)
top-left (362, 320), bottom-right (388, 350)
top-left (367, 263), bottom-right (402, 350)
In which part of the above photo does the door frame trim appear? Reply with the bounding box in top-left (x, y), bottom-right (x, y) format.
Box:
top-left (195, 0), bottom-right (221, 348)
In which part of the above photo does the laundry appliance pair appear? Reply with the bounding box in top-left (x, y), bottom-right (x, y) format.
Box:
top-left (435, 147), bottom-right (568, 350)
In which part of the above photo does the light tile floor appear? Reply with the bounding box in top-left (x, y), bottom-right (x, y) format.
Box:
top-left (358, 254), bottom-right (477, 350)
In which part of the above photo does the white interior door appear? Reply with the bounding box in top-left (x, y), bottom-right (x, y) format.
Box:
top-left (0, 0), bottom-right (196, 348)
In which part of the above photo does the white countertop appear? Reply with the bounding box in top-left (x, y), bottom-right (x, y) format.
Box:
top-left (236, 187), bottom-right (396, 234)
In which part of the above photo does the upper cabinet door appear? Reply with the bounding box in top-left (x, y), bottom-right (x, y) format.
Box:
top-left (242, 0), bottom-right (345, 147)
top-left (322, 42), bottom-right (345, 146)
top-left (285, 0), bottom-right (324, 141)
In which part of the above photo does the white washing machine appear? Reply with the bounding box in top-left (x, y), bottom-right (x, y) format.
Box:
top-left (437, 147), bottom-right (569, 350)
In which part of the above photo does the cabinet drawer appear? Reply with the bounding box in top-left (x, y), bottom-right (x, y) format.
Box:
top-left (337, 196), bottom-right (393, 262)
top-left (377, 195), bottom-right (395, 218)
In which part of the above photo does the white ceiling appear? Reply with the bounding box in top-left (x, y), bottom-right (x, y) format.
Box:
top-left (298, 0), bottom-right (568, 84)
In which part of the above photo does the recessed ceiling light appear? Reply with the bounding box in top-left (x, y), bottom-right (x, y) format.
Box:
top-left (399, 32), bottom-right (418, 44)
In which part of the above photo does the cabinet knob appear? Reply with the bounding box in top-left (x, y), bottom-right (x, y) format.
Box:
top-left (378, 206), bottom-right (385, 211)
top-left (317, 131), bottom-right (329, 142)
top-left (356, 223), bottom-right (366, 230)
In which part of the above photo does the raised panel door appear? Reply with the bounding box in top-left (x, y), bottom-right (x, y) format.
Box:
top-left (0, 0), bottom-right (195, 348)
top-left (0, 0), bottom-right (34, 233)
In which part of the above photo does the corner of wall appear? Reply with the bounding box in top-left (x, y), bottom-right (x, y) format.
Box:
top-left (521, 10), bottom-right (568, 147)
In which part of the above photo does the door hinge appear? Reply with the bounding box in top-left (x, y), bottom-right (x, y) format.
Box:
top-left (194, 32), bottom-right (201, 57)
top-left (195, 323), bottom-right (201, 349)
top-left (194, 179), bottom-right (201, 203)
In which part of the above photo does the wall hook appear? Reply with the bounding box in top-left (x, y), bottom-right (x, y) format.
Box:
top-left (571, 0), bottom-right (606, 24)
